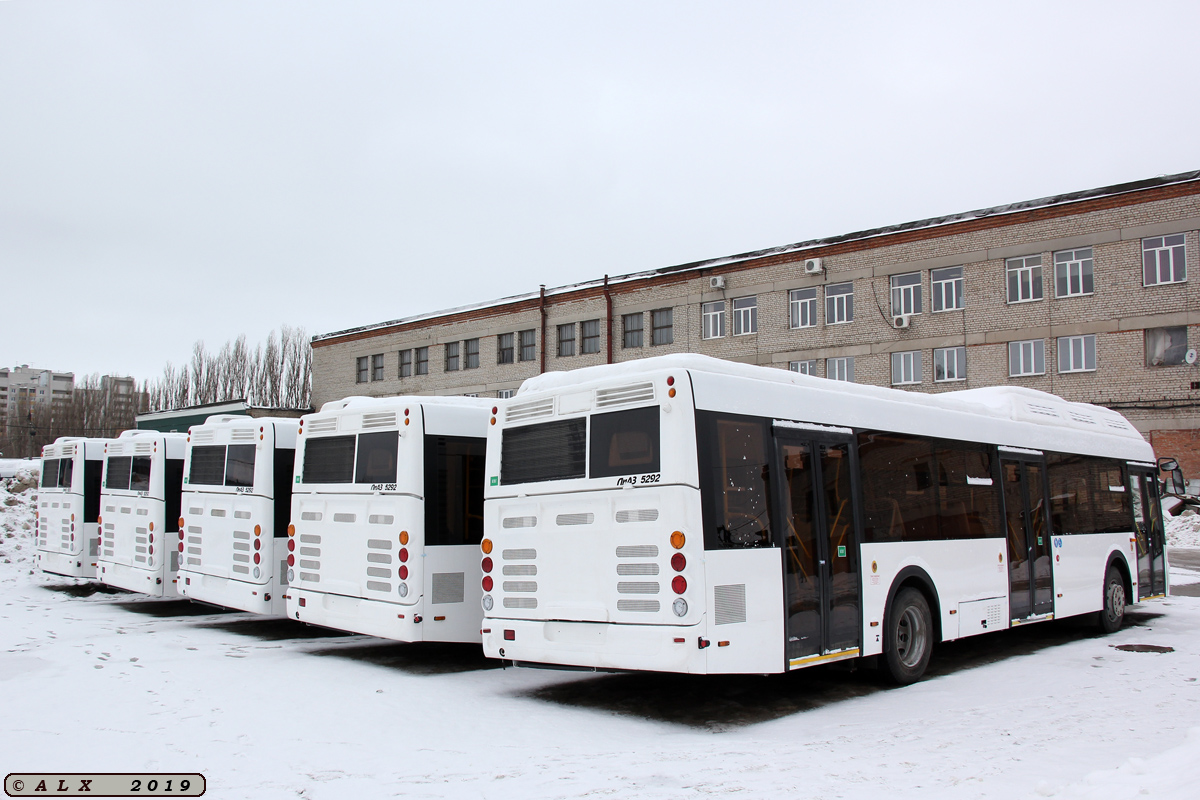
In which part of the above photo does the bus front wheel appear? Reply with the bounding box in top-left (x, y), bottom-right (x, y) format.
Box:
top-left (884, 587), bottom-right (932, 685)
top-left (1098, 566), bottom-right (1126, 634)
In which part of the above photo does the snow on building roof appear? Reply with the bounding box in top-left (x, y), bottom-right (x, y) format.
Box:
top-left (314, 169), bottom-right (1200, 344)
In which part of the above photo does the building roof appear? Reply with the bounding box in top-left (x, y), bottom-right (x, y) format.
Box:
top-left (314, 169), bottom-right (1200, 346)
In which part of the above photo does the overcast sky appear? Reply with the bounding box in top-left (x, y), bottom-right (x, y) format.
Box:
top-left (3, 1), bottom-right (1198, 383)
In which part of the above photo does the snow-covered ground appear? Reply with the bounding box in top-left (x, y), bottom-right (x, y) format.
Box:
top-left (2, 471), bottom-right (1199, 799)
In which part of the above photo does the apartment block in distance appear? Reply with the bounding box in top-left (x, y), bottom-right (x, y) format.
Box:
top-left (311, 170), bottom-right (1200, 475)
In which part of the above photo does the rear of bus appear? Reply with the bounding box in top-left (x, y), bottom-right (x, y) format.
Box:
top-left (97, 431), bottom-right (187, 597)
top-left (286, 397), bottom-right (489, 643)
top-left (36, 437), bottom-right (106, 579)
top-left (177, 416), bottom-right (297, 615)
top-left (481, 362), bottom-right (718, 673)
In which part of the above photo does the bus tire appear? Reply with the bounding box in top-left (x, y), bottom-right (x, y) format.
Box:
top-left (884, 587), bottom-right (932, 685)
top-left (1098, 565), bottom-right (1126, 634)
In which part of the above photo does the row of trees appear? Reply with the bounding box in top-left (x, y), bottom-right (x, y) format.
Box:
top-left (1, 326), bottom-right (312, 460)
top-left (0, 374), bottom-right (144, 459)
top-left (143, 326), bottom-right (312, 412)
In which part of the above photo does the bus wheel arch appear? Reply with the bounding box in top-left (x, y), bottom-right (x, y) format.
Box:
top-left (882, 567), bottom-right (940, 685)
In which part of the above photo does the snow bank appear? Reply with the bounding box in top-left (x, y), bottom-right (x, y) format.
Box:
top-left (1165, 509), bottom-right (1200, 547)
top-left (0, 464), bottom-right (39, 578)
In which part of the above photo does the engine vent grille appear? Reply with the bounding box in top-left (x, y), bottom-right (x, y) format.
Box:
top-left (615, 545), bottom-right (658, 558)
top-left (307, 417), bottom-right (337, 433)
top-left (616, 509), bottom-right (659, 523)
top-left (230, 429), bottom-right (256, 442)
top-left (432, 572), bottom-right (466, 604)
top-left (505, 398), bottom-right (554, 424)
top-left (503, 516), bottom-right (537, 529)
top-left (714, 584), bottom-right (747, 625)
top-left (595, 382), bottom-right (655, 409)
top-left (361, 411), bottom-right (397, 429)
top-left (504, 597), bottom-right (537, 609)
top-left (502, 548), bottom-right (537, 560)
top-left (191, 431), bottom-right (215, 444)
top-left (617, 599), bottom-right (660, 613)
top-left (556, 513), bottom-right (594, 526)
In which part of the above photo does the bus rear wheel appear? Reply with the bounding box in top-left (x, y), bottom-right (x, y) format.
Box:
top-left (1098, 565), bottom-right (1126, 634)
top-left (884, 587), bottom-right (932, 685)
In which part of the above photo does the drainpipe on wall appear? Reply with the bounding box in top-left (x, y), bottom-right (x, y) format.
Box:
top-left (604, 274), bottom-right (613, 364)
top-left (539, 284), bottom-right (547, 375)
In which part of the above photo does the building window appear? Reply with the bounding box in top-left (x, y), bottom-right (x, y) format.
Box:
top-left (934, 346), bottom-right (966, 382)
top-left (415, 347), bottom-right (429, 375)
top-left (465, 338), bottom-right (479, 369)
top-left (1009, 339), bottom-right (1045, 376)
top-left (1054, 247), bottom-right (1094, 297)
top-left (581, 319), bottom-right (601, 354)
top-left (356, 356), bottom-right (369, 384)
top-left (827, 356), bottom-right (854, 382)
top-left (890, 273), bottom-right (922, 316)
top-left (652, 308), bottom-right (674, 345)
top-left (931, 267), bottom-right (964, 312)
top-left (1058, 335), bottom-right (1097, 373)
top-left (789, 288), bottom-right (817, 328)
top-left (372, 354), bottom-right (384, 381)
top-left (519, 329), bottom-right (536, 362)
top-left (1145, 326), bottom-right (1188, 367)
top-left (445, 342), bottom-right (460, 372)
top-left (825, 283), bottom-right (854, 324)
top-left (701, 301), bottom-right (725, 339)
top-left (497, 389), bottom-right (516, 399)
top-left (398, 350), bottom-right (413, 378)
top-left (891, 351), bottom-right (922, 385)
top-left (497, 333), bottom-right (514, 364)
top-left (789, 359), bottom-right (817, 376)
top-left (557, 324), bottom-right (575, 357)
top-left (732, 296), bottom-right (757, 335)
top-left (1007, 255), bottom-right (1044, 303)
top-left (1143, 234), bottom-right (1187, 285)
top-left (623, 313), bottom-right (643, 348)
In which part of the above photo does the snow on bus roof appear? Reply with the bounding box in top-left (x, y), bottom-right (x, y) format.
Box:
top-left (516, 354), bottom-right (1144, 441)
top-left (315, 394), bottom-right (494, 414)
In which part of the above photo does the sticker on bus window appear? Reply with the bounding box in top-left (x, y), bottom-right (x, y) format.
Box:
top-left (490, 476), bottom-right (498, 486)
top-left (838, 545), bottom-right (846, 558)
top-left (295, 476), bottom-right (301, 483)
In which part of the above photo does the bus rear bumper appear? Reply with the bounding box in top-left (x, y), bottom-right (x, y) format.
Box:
top-left (37, 549), bottom-right (96, 579)
top-left (97, 560), bottom-right (177, 597)
top-left (482, 618), bottom-right (708, 674)
top-left (179, 570), bottom-right (284, 616)
top-left (286, 587), bottom-right (431, 642)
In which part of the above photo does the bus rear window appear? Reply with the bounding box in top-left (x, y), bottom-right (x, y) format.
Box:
top-left (302, 436), bottom-right (355, 484)
top-left (130, 457), bottom-right (152, 492)
top-left (41, 459), bottom-right (59, 488)
top-left (58, 457), bottom-right (74, 489)
top-left (225, 445), bottom-right (257, 487)
top-left (590, 407), bottom-right (660, 478)
top-left (355, 431), bottom-right (398, 484)
top-left (501, 419), bottom-right (586, 484)
top-left (189, 446), bottom-right (226, 486)
top-left (105, 457), bottom-right (132, 491)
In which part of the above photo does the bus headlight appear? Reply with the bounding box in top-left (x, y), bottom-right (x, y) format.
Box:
top-left (253, 566), bottom-right (261, 579)
top-left (672, 598), bottom-right (687, 617)
top-left (482, 594), bottom-right (493, 611)
top-left (287, 569), bottom-right (295, 583)
top-left (398, 582), bottom-right (408, 598)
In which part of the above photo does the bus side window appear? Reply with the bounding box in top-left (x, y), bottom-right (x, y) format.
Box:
top-left (164, 459), bottom-right (185, 532)
top-left (84, 459), bottom-right (103, 523)
top-left (935, 444), bottom-right (999, 540)
top-left (858, 432), bottom-right (938, 542)
top-left (697, 412), bottom-right (772, 549)
top-left (273, 448), bottom-right (296, 537)
top-left (425, 436), bottom-right (486, 547)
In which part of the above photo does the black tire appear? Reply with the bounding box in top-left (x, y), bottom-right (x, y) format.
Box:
top-left (883, 587), bottom-right (933, 685)
top-left (1098, 565), bottom-right (1126, 634)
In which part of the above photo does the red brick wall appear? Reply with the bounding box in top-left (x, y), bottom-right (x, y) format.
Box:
top-left (1148, 429), bottom-right (1200, 479)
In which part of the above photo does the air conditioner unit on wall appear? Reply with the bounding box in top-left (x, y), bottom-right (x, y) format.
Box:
top-left (892, 315), bottom-right (910, 329)
top-left (803, 258), bottom-right (823, 274)
top-left (709, 276), bottom-right (726, 290)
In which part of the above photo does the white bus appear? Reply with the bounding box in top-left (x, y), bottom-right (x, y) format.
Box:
top-left (480, 354), bottom-right (1166, 683)
top-left (97, 430), bottom-right (189, 597)
top-left (286, 396), bottom-right (490, 643)
top-left (177, 416), bottom-right (299, 615)
top-left (36, 437), bottom-right (109, 579)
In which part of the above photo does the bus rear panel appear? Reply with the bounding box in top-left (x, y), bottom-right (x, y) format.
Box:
top-left (96, 431), bottom-right (188, 597)
top-left (177, 416), bottom-right (298, 615)
top-left (37, 437), bottom-right (108, 579)
top-left (286, 397), bottom-right (489, 643)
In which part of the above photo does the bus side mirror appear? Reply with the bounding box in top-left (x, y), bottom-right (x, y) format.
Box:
top-left (1159, 458), bottom-right (1186, 495)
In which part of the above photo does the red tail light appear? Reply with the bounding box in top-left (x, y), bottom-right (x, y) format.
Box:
top-left (482, 575), bottom-right (494, 592)
top-left (253, 552), bottom-right (261, 565)
top-left (399, 565), bottom-right (409, 580)
top-left (503, 630), bottom-right (515, 641)
top-left (672, 576), bottom-right (687, 594)
top-left (287, 539), bottom-right (295, 552)
top-left (178, 531), bottom-right (184, 541)
top-left (178, 543), bottom-right (184, 553)
top-left (287, 554), bottom-right (295, 566)
top-left (399, 548), bottom-right (409, 563)
top-left (253, 539), bottom-right (261, 551)
top-left (671, 553), bottom-right (686, 571)
top-left (481, 557), bottom-right (493, 573)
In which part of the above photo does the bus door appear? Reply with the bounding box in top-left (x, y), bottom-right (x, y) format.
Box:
top-left (772, 428), bottom-right (861, 666)
top-left (1129, 469), bottom-right (1167, 599)
top-left (1001, 453), bottom-right (1053, 620)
